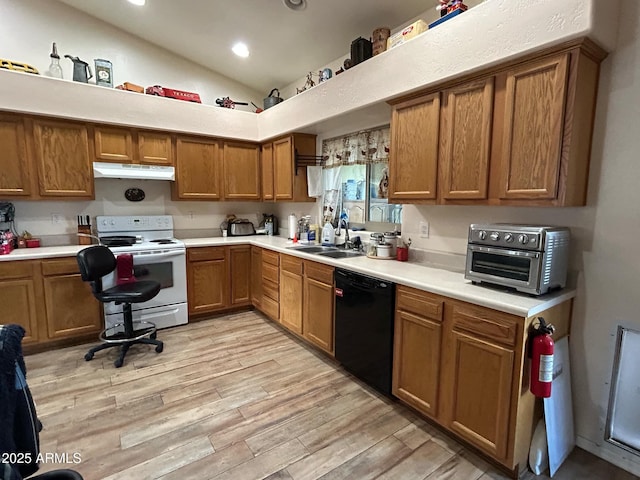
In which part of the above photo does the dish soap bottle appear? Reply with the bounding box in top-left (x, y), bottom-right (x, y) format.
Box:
top-left (46, 42), bottom-right (63, 79)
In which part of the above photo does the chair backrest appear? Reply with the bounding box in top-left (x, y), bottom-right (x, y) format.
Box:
top-left (76, 246), bottom-right (116, 295)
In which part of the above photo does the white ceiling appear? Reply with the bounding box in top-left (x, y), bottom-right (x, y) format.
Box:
top-left (56, 0), bottom-right (430, 95)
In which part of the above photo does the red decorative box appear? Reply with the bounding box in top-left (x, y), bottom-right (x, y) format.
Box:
top-left (145, 85), bottom-right (202, 103)
top-left (25, 238), bottom-right (40, 248)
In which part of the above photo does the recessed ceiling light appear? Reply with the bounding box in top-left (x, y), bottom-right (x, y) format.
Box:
top-left (127, 0), bottom-right (145, 6)
top-left (283, 0), bottom-right (306, 11)
top-left (232, 42), bottom-right (250, 58)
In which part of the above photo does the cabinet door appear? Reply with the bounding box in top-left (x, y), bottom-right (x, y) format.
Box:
top-left (303, 277), bottom-right (334, 353)
top-left (280, 270), bottom-right (303, 334)
top-left (0, 262), bottom-right (39, 344)
top-left (261, 143), bottom-right (275, 201)
top-left (43, 273), bottom-right (102, 339)
top-left (498, 54), bottom-right (569, 200)
top-left (187, 248), bottom-right (229, 315)
top-left (444, 330), bottom-right (514, 460)
top-left (174, 137), bottom-right (221, 200)
top-left (389, 93), bottom-right (440, 201)
top-left (32, 119), bottom-right (94, 198)
top-left (251, 246), bottom-right (262, 307)
top-left (273, 136), bottom-right (294, 200)
top-left (138, 131), bottom-right (173, 165)
top-left (223, 142), bottom-right (261, 200)
top-left (230, 246), bottom-right (251, 306)
top-left (94, 127), bottom-right (134, 163)
top-left (392, 310), bottom-right (442, 418)
top-left (440, 78), bottom-right (493, 200)
top-left (0, 114), bottom-right (32, 197)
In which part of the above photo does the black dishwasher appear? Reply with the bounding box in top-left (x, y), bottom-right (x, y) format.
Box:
top-left (335, 268), bottom-right (396, 395)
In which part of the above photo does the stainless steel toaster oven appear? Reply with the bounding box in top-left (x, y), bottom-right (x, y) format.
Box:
top-left (465, 224), bottom-right (570, 295)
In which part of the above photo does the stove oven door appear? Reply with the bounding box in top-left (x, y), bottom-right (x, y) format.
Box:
top-left (102, 248), bottom-right (187, 320)
top-left (465, 244), bottom-right (541, 293)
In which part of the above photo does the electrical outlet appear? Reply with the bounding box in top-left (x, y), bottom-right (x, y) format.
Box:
top-left (51, 213), bottom-right (63, 224)
top-left (419, 221), bottom-right (429, 238)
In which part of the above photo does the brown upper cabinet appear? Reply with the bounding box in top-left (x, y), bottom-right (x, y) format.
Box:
top-left (261, 133), bottom-right (317, 202)
top-left (388, 40), bottom-right (606, 207)
top-left (389, 93), bottom-right (440, 202)
top-left (94, 126), bottom-right (173, 166)
top-left (32, 118), bottom-right (94, 199)
top-left (173, 136), bottom-right (222, 200)
top-left (223, 141), bottom-right (261, 200)
top-left (0, 114), bottom-right (94, 200)
top-left (439, 78), bottom-right (494, 201)
top-left (0, 114), bottom-right (32, 198)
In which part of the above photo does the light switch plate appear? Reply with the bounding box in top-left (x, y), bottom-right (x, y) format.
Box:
top-left (419, 221), bottom-right (429, 238)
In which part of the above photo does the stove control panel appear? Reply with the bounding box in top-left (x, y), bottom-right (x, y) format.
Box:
top-left (97, 215), bottom-right (173, 233)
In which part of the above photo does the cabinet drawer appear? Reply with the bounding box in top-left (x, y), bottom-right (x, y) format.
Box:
top-left (451, 303), bottom-right (519, 347)
top-left (188, 247), bottom-right (225, 262)
top-left (0, 261), bottom-right (34, 280)
top-left (41, 257), bottom-right (80, 276)
top-left (262, 249), bottom-right (279, 266)
top-left (261, 294), bottom-right (279, 321)
top-left (263, 263), bottom-right (279, 284)
top-left (397, 285), bottom-right (443, 322)
top-left (281, 255), bottom-right (303, 275)
top-left (304, 261), bottom-right (334, 285)
top-left (263, 280), bottom-right (279, 302)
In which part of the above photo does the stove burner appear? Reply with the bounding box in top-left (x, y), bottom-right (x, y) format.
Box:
top-left (150, 239), bottom-right (176, 245)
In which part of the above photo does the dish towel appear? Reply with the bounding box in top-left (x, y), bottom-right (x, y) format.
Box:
top-left (307, 166), bottom-right (324, 197)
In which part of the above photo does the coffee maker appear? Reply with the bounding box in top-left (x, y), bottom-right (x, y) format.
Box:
top-left (259, 214), bottom-right (278, 235)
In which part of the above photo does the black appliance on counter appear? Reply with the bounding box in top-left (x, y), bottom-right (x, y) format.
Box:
top-left (258, 214), bottom-right (278, 235)
top-left (334, 268), bottom-right (396, 395)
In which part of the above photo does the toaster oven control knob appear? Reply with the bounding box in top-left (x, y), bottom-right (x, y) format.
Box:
top-left (490, 232), bottom-right (500, 241)
top-left (518, 234), bottom-right (529, 245)
top-left (504, 233), bottom-right (514, 243)
top-left (478, 230), bottom-right (487, 240)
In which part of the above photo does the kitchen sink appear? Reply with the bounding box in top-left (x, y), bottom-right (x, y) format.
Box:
top-left (315, 250), bottom-right (365, 259)
top-left (286, 245), bottom-right (338, 253)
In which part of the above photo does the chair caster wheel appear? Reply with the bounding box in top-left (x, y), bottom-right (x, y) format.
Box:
top-left (150, 332), bottom-right (157, 340)
top-left (155, 344), bottom-right (163, 353)
top-left (114, 359), bottom-right (124, 368)
top-left (85, 353), bottom-right (94, 361)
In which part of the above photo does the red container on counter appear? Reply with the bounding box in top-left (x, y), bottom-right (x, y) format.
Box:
top-left (25, 238), bottom-right (40, 248)
top-left (396, 246), bottom-right (409, 262)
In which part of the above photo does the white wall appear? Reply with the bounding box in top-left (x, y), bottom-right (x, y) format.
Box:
top-left (12, 179), bottom-right (266, 243)
top-left (0, 0), bottom-right (262, 110)
top-left (280, 0), bottom-right (484, 100)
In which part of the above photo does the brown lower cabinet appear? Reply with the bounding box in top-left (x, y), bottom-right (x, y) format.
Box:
top-left (187, 245), bottom-right (251, 317)
top-left (302, 260), bottom-right (334, 354)
top-left (393, 285), bottom-right (572, 475)
top-left (41, 257), bottom-right (103, 340)
top-left (0, 257), bottom-right (102, 349)
top-left (255, 253), bottom-right (334, 356)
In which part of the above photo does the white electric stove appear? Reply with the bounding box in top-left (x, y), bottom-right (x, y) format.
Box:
top-left (96, 215), bottom-right (188, 330)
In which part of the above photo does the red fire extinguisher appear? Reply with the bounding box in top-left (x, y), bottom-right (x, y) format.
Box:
top-left (530, 317), bottom-right (555, 398)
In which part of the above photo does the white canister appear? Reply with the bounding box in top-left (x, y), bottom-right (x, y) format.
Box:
top-left (377, 243), bottom-right (392, 257)
top-left (383, 232), bottom-right (398, 256)
top-left (288, 213), bottom-right (298, 239)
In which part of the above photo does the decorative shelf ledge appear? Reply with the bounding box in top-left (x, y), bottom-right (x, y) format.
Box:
top-left (0, 0), bottom-right (618, 142)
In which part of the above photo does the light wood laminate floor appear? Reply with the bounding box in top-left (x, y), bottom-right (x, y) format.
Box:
top-left (25, 311), bottom-right (637, 480)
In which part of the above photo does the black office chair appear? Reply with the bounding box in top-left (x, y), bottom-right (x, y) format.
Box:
top-left (76, 246), bottom-right (164, 368)
top-left (0, 324), bottom-right (84, 480)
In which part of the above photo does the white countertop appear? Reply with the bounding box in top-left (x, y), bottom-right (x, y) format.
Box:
top-left (2, 236), bottom-right (575, 318)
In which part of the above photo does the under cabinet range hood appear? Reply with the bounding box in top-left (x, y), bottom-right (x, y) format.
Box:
top-left (93, 162), bottom-right (175, 181)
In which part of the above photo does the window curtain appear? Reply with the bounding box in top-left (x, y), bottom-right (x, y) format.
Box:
top-left (321, 125), bottom-right (390, 224)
